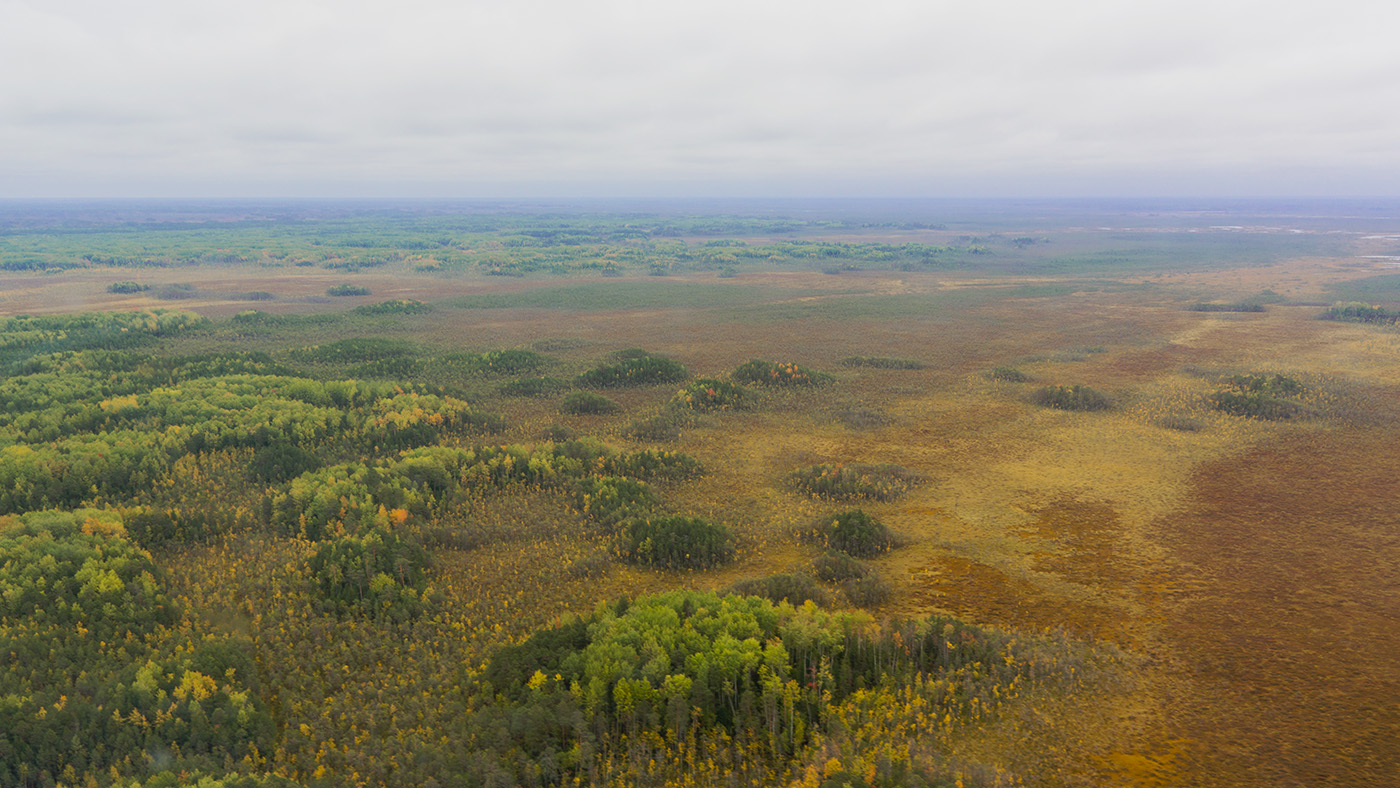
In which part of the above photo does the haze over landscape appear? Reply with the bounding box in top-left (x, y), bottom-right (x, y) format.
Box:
top-left (4, 0), bottom-right (1399, 198)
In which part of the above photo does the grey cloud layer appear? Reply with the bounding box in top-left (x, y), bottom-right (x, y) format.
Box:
top-left (3, 0), bottom-right (1397, 196)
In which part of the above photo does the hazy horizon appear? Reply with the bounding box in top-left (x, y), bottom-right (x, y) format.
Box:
top-left (4, 0), bottom-right (1398, 199)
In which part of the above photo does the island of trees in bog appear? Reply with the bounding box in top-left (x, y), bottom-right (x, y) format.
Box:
top-left (2, 199), bottom-right (1399, 788)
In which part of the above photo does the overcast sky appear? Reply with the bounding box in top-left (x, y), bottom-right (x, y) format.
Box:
top-left (2, 0), bottom-right (1398, 198)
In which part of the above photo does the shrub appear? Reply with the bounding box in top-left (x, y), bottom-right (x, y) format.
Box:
top-left (812, 550), bottom-right (872, 583)
top-left (791, 463), bottom-right (921, 502)
top-left (618, 515), bottom-right (733, 569)
top-left (574, 476), bottom-right (656, 525)
top-left (1189, 302), bottom-right (1266, 313)
top-left (292, 337), bottom-right (414, 364)
top-left (155, 283), bottom-right (200, 300)
top-left (354, 299), bottom-right (432, 315)
top-left (1030, 384), bottom-right (1110, 411)
top-left (249, 442), bottom-right (322, 484)
top-left (608, 348), bottom-right (656, 361)
top-left (1210, 374), bottom-right (1305, 420)
top-left (468, 349), bottom-right (547, 375)
top-left (349, 356), bottom-right (420, 378)
top-left (577, 356), bottom-right (688, 387)
top-left (327, 283), bottom-right (372, 296)
top-left (603, 449), bottom-right (704, 480)
top-left (841, 574), bottom-right (893, 608)
top-left (626, 411), bottom-right (691, 441)
top-left (672, 377), bottom-right (750, 411)
top-left (1321, 302), bottom-right (1400, 325)
top-left (123, 509), bottom-right (187, 547)
top-left (989, 366), bottom-right (1028, 382)
top-left (836, 408), bottom-right (893, 430)
top-left (1157, 415), bottom-right (1206, 432)
top-left (307, 528), bottom-right (430, 621)
top-left (839, 356), bottom-right (925, 370)
top-left (501, 377), bottom-right (569, 397)
top-left (561, 391), bottom-right (622, 415)
top-left (808, 510), bottom-right (896, 557)
top-left (732, 359), bottom-right (831, 386)
top-left (540, 423), bottom-right (577, 441)
top-left (1225, 373), bottom-right (1302, 396)
top-left (1210, 391), bottom-right (1301, 420)
top-left (727, 573), bottom-right (829, 606)
top-left (107, 281), bottom-right (149, 294)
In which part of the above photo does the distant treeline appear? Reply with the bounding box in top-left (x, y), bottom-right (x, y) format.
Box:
top-left (1321, 302), bottom-right (1400, 325)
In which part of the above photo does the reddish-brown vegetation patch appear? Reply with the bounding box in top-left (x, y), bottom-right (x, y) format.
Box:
top-left (1154, 421), bottom-right (1400, 787)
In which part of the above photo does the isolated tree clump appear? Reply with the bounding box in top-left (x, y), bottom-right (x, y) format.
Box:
top-left (1321, 302), bottom-right (1400, 325)
top-left (577, 355), bottom-right (688, 388)
top-left (466, 349), bottom-right (548, 375)
top-left (672, 377), bottom-right (750, 411)
top-left (1210, 373), bottom-right (1306, 420)
top-left (1030, 384), bottom-right (1110, 411)
top-left (353, 299), bottom-right (432, 315)
top-left (561, 391), bottom-right (622, 415)
top-left (807, 509), bottom-right (897, 557)
top-left (732, 359), bottom-right (832, 386)
top-left (107, 280), bottom-right (149, 294)
top-left (1188, 302), bottom-right (1266, 313)
top-left (327, 283), bottom-right (372, 296)
top-left (989, 366), bottom-right (1028, 382)
top-left (839, 355), bottom-right (925, 370)
top-left (618, 515), bottom-right (733, 569)
top-left (790, 463), bottom-right (922, 502)
top-left (291, 337), bottom-right (414, 364)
